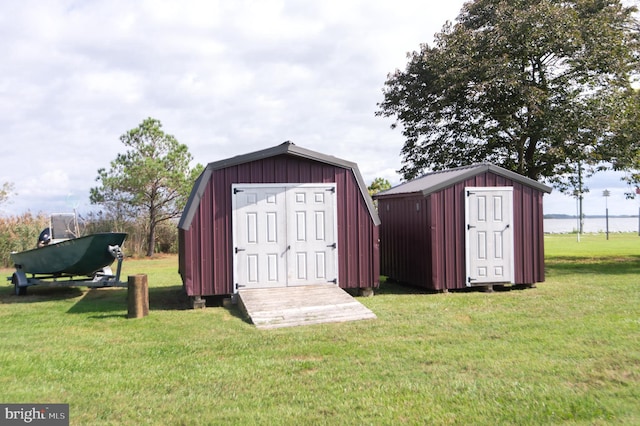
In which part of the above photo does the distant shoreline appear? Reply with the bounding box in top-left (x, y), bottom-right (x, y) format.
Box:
top-left (544, 216), bottom-right (639, 233)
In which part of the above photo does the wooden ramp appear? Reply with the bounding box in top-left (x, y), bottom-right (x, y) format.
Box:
top-left (237, 284), bottom-right (376, 329)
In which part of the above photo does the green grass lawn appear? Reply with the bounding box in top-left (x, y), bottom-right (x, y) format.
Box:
top-left (1, 234), bottom-right (639, 425)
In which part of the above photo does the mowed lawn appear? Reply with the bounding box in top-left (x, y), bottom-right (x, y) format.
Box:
top-left (1, 234), bottom-right (639, 425)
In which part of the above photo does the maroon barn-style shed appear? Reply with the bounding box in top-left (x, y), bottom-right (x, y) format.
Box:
top-left (178, 142), bottom-right (380, 302)
top-left (373, 163), bottom-right (552, 291)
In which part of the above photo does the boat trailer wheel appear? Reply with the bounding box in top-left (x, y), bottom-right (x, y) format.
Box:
top-left (12, 273), bottom-right (27, 296)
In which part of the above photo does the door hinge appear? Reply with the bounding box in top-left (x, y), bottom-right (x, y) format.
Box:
top-left (467, 277), bottom-right (476, 283)
top-left (328, 278), bottom-right (337, 284)
top-left (466, 190), bottom-right (475, 197)
top-left (235, 247), bottom-right (245, 254)
top-left (236, 283), bottom-right (246, 288)
top-left (467, 224), bottom-right (476, 230)
top-left (327, 242), bottom-right (336, 249)
top-left (326, 187), bottom-right (335, 193)
top-left (233, 188), bottom-right (244, 194)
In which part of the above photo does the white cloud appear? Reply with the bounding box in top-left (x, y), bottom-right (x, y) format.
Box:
top-left (0, 0), bottom-right (626, 219)
top-left (80, 71), bottom-right (144, 104)
top-left (20, 170), bottom-right (70, 197)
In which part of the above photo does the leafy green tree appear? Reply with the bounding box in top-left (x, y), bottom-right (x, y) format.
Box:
top-left (90, 118), bottom-right (203, 256)
top-left (606, 88), bottom-right (640, 195)
top-left (377, 0), bottom-right (639, 192)
top-left (368, 177), bottom-right (392, 196)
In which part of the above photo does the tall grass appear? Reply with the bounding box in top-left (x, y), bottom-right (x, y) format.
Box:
top-left (0, 212), bottom-right (179, 267)
top-left (0, 234), bottom-right (638, 424)
top-left (0, 213), bottom-right (48, 267)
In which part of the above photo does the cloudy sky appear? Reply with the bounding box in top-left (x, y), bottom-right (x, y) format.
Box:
top-left (1, 0), bottom-right (638, 218)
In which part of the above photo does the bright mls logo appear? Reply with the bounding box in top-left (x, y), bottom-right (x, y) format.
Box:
top-left (1, 404), bottom-right (69, 425)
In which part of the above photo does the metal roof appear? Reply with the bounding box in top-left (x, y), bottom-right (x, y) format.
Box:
top-left (179, 141), bottom-right (380, 229)
top-left (374, 163), bottom-right (552, 199)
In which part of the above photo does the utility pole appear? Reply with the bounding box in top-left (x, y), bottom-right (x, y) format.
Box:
top-left (578, 164), bottom-right (584, 235)
top-left (574, 163), bottom-right (584, 242)
top-left (603, 189), bottom-right (610, 240)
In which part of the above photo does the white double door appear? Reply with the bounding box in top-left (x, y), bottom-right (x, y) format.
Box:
top-left (465, 187), bottom-right (514, 285)
top-left (232, 184), bottom-right (338, 291)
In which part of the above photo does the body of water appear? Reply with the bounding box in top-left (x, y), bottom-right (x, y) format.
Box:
top-left (544, 217), bottom-right (640, 234)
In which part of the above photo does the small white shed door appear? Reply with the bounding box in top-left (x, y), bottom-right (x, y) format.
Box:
top-left (232, 184), bottom-right (338, 291)
top-left (465, 187), bottom-right (514, 286)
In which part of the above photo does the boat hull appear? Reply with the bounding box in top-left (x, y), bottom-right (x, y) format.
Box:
top-left (11, 233), bottom-right (127, 276)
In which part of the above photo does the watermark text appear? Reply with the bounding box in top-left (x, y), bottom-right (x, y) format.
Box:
top-left (1, 404), bottom-right (68, 425)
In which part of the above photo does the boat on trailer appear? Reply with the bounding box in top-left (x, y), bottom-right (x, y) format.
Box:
top-left (7, 213), bottom-right (127, 295)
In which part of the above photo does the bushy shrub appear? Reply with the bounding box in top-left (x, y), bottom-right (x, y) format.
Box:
top-left (155, 220), bottom-right (179, 254)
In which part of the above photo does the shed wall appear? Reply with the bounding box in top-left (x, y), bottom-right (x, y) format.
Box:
top-left (179, 155), bottom-right (379, 296)
top-left (378, 171), bottom-right (545, 290)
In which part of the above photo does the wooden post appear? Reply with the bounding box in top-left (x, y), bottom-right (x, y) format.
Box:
top-left (128, 274), bottom-right (149, 319)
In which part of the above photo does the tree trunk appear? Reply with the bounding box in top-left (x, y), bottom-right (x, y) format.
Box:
top-left (146, 220), bottom-right (156, 257)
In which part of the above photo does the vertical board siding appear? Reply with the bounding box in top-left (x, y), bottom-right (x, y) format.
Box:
top-left (430, 192), bottom-right (445, 290)
top-left (378, 170), bottom-right (547, 291)
top-left (514, 183), bottom-right (528, 284)
top-left (179, 155), bottom-right (379, 296)
top-left (378, 196), bottom-right (431, 288)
